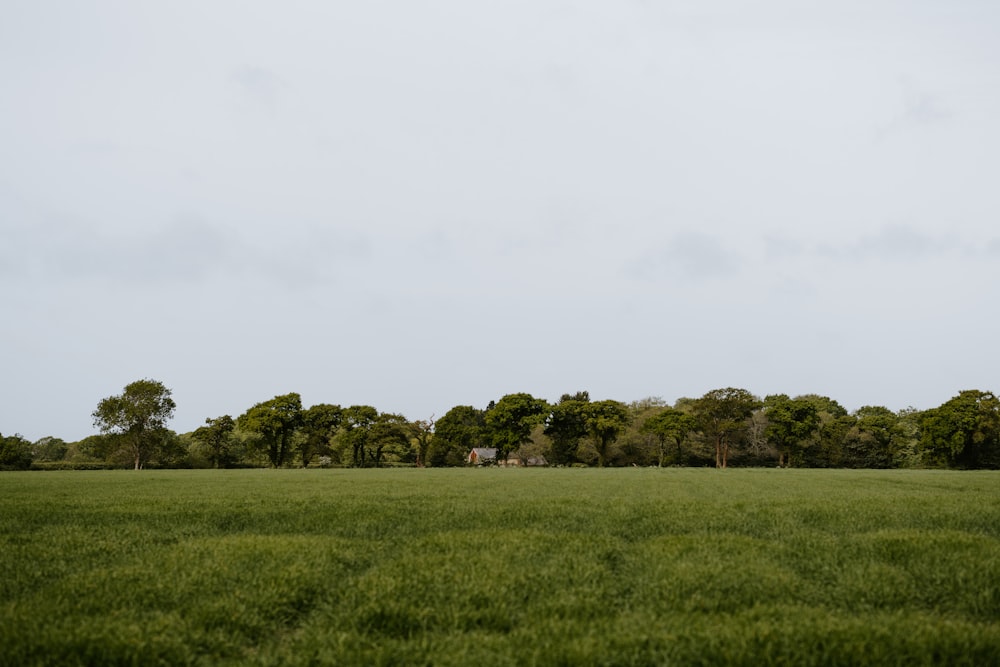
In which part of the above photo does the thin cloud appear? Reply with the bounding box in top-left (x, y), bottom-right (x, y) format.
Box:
top-left (4, 208), bottom-right (372, 288)
top-left (229, 65), bottom-right (286, 111)
top-left (7, 214), bottom-right (236, 285)
top-left (875, 78), bottom-right (952, 142)
top-left (816, 224), bottom-right (951, 262)
top-left (631, 230), bottom-right (743, 283)
top-left (762, 234), bottom-right (807, 260)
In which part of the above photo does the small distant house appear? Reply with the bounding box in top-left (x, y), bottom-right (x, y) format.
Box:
top-left (505, 454), bottom-right (549, 467)
top-left (467, 448), bottom-right (549, 467)
top-left (467, 448), bottom-right (498, 465)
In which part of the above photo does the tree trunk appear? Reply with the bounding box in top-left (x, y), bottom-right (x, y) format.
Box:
top-left (279, 432), bottom-right (291, 467)
top-left (596, 438), bottom-right (607, 467)
top-left (715, 437), bottom-right (722, 468)
top-left (269, 439), bottom-right (279, 467)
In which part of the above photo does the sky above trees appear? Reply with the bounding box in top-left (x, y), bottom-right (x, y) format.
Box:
top-left (3, 1), bottom-right (999, 441)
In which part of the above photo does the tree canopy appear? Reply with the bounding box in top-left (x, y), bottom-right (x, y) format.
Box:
top-left (485, 393), bottom-right (550, 463)
top-left (338, 405), bottom-right (380, 467)
top-left (237, 393), bottom-right (303, 468)
top-left (9, 380), bottom-right (1000, 471)
top-left (764, 395), bottom-right (821, 468)
top-left (693, 387), bottom-right (762, 468)
top-left (642, 408), bottom-right (697, 467)
top-left (582, 400), bottom-right (630, 468)
top-left (919, 390), bottom-right (1000, 469)
top-left (544, 393), bottom-right (591, 465)
top-left (91, 379), bottom-right (176, 470)
top-left (192, 415), bottom-right (235, 469)
top-left (0, 432), bottom-right (33, 470)
top-left (300, 404), bottom-right (343, 467)
top-left (429, 406), bottom-right (486, 467)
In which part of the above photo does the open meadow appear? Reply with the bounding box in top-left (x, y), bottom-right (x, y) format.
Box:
top-left (1, 468), bottom-right (998, 666)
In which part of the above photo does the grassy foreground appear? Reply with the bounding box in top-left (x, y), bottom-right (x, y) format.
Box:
top-left (1, 468), bottom-right (998, 666)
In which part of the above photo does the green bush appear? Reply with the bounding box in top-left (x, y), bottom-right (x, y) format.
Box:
top-left (30, 461), bottom-right (118, 471)
top-left (0, 433), bottom-right (32, 470)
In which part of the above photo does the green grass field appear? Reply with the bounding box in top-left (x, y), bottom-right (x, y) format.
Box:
top-left (1, 468), bottom-right (998, 666)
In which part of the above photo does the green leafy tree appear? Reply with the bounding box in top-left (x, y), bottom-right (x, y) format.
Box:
top-left (485, 393), bottom-right (550, 463)
top-left (919, 390), bottom-right (1000, 469)
top-left (156, 430), bottom-right (189, 468)
top-left (582, 400), bottom-right (630, 467)
top-left (795, 394), bottom-right (851, 467)
top-left (516, 423), bottom-right (552, 466)
top-left (225, 427), bottom-right (262, 467)
top-left (367, 413), bottom-right (411, 467)
top-left (410, 417), bottom-right (435, 467)
top-left (0, 433), bottom-right (33, 470)
top-left (847, 406), bottom-right (903, 468)
top-left (32, 436), bottom-right (68, 463)
top-left (630, 396), bottom-right (669, 413)
top-left (71, 434), bottom-right (114, 463)
top-left (614, 397), bottom-right (671, 467)
top-left (339, 405), bottom-right (379, 467)
top-left (544, 392), bottom-right (590, 465)
top-left (642, 408), bottom-right (697, 467)
top-left (300, 404), bottom-right (342, 467)
top-left (693, 387), bottom-right (761, 468)
top-left (893, 407), bottom-right (923, 468)
top-left (92, 379), bottom-right (177, 470)
top-left (428, 405), bottom-right (486, 466)
top-left (764, 394), bottom-right (821, 468)
top-left (745, 407), bottom-right (770, 463)
top-left (192, 415), bottom-right (236, 468)
top-left (237, 393), bottom-right (303, 467)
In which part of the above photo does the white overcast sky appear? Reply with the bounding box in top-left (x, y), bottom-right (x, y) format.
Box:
top-left (3, 1), bottom-right (999, 441)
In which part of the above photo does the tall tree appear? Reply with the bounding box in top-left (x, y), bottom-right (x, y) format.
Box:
top-left (192, 415), bottom-right (236, 468)
top-left (798, 394), bottom-right (852, 467)
top-left (919, 390), bottom-right (1000, 469)
top-left (339, 405), bottom-right (379, 467)
top-left (582, 400), bottom-right (630, 467)
top-left (73, 434), bottom-right (115, 463)
top-left (693, 387), bottom-right (761, 468)
top-left (847, 406), bottom-right (903, 468)
top-left (764, 394), bottom-right (821, 468)
top-left (642, 408), bottom-right (696, 467)
top-left (485, 393), bottom-right (549, 463)
top-left (0, 433), bottom-right (33, 470)
top-left (237, 393), bottom-right (303, 467)
top-left (92, 379), bottom-right (177, 470)
top-left (300, 404), bottom-right (342, 467)
top-left (544, 392), bottom-right (590, 465)
top-left (366, 413), bottom-right (411, 467)
top-left (893, 407), bottom-right (924, 468)
top-left (31, 436), bottom-right (68, 463)
top-left (410, 417), bottom-right (435, 468)
top-left (428, 405), bottom-right (486, 466)
top-left (615, 398), bottom-right (671, 467)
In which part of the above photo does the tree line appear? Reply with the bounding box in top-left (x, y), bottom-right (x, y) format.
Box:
top-left (2, 379), bottom-right (999, 470)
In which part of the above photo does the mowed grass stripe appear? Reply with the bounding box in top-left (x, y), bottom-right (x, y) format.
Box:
top-left (1, 468), bottom-right (998, 665)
